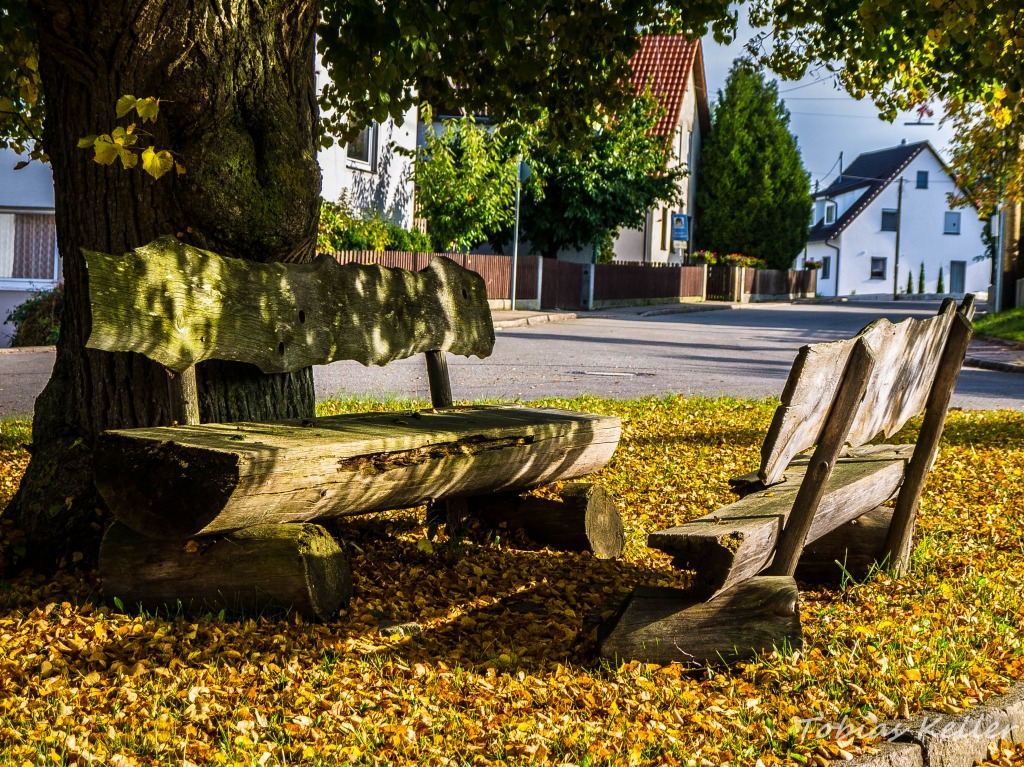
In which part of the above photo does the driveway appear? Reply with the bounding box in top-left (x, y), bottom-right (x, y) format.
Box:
top-left (2, 301), bottom-right (1022, 417)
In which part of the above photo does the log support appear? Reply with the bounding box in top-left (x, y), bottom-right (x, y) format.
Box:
top-left (465, 483), bottom-right (624, 559)
top-left (597, 576), bottom-right (802, 667)
top-left (99, 522), bottom-right (352, 620)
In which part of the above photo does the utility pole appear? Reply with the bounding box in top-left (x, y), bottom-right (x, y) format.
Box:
top-left (893, 176), bottom-right (904, 301)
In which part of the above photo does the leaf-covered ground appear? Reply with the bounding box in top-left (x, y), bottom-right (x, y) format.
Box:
top-left (1, 396), bottom-right (1023, 766)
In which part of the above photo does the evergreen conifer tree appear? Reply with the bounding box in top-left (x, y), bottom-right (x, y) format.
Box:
top-left (907, 270), bottom-right (914, 295)
top-left (918, 263), bottom-right (926, 294)
top-left (937, 266), bottom-right (945, 294)
top-left (694, 60), bottom-right (811, 270)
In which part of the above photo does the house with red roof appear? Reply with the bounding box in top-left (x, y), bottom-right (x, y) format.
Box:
top-left (612, 35), bottom-right (710, 264)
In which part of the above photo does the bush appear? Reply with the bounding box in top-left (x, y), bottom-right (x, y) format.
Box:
top-left (4, 285), bottom-right (63, 346)
top-left (317, 195), bottom-right (431, 253)
top-left (690, 250), bottom-right (768, 269)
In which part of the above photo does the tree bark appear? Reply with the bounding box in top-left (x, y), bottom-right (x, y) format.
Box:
top-left (5, 0), bottom-right (321, 571)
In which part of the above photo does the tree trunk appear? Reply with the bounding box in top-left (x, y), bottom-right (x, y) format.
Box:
top-left (5, 0), bottom-right (321, 571)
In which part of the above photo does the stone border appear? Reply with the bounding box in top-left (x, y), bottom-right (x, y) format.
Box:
top-left (831, 681), bottom-right (1024, 766)
top-left (963, 356), bottom-right (1024, 375)
top-left (492, 312), bottom-right (577, 329)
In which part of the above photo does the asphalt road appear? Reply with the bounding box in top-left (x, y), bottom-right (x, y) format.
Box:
top-left (2, 301), bottom-right (1022, 417)
top-left (313, 301), bottom-right (1023, 410)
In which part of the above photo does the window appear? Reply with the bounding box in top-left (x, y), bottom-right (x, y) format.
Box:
top-left (881, 209), bottom-right (898, 232)
top-left (870, 257), bottom-right (887, 280)
top-left (944, 211), bottom-right (961, 235)
top-left (916, 171), bottom-right (929, 189)
top-left (821, 256), bottom-right (831, 280)
top-left (346, 123), bottom-right (377, 168)
top-left (823, 202), bottom-right (836, 225)
top-left (0, 213), bottom-right (58, 287)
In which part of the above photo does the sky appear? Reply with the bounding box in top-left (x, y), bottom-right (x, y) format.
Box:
top-left (700, 23), bottom-right (957, 193)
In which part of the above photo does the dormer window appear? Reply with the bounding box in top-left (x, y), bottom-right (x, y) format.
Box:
top-left (823, 201), bottom-right (837, 225)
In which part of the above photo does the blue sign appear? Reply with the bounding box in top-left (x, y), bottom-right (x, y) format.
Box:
top-left (671, 214), bottom-right (688, 242)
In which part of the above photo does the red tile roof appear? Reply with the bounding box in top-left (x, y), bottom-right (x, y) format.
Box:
top-left (629, 36), bottom-right (711, 139)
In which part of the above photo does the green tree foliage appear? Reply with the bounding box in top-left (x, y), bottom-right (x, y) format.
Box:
top-left (749, 0), bottom-right (1024, 117)
top-left (415, 112), bottom-right (520, 252)
top-left (694, 60), bottom-right (811, 270)
top-left (946, 98), bottom-right (1024, 217)
top-left (3, 285), bottom-right (62, 346)
top-left (919, 263), bottom-right (926, 294)
top-left (906, 269), bottom-right (914, 295)
top-left (938, 266), bottom-right (945, 294)
top-left (0, 0), bottom-right (42, 162)
top-left (519, 95), bottom-right (684, 260)
top-left (316, 1), bottom-right (736, 146)
top-left (318, 195), bottom-right (431, 253)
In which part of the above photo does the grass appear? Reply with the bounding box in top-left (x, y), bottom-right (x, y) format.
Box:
top-left (975, 305), bottom-right (1024, 343)
top-left (1, 396), bottom-right (1023, 766)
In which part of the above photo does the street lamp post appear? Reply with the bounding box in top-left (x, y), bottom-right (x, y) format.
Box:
top-left (510, 159), bottom-right (531, 311)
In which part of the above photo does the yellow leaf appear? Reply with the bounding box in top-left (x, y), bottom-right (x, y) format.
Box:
top-left (141, 146), bottom-right (175, 180)
top-left (77, 135), bottom-right (98, 149)
top-left (119, 148), bottom-right (138, 169)
top-left (135, 97), bottom-right (160, 122)
top-left (93, 135), bottom-right (120, 165)
top-left (116, 95), bottom-right (137, 119)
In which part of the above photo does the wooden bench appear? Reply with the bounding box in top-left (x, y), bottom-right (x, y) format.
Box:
top-left (598, 296), bottom-right (975, 666)
top-left (85, 237), bottom-right (622, 618)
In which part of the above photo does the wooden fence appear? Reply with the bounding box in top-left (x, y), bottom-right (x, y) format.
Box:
top-left (326, 250), bottom-right (815, 309)
top-left (332, 250), bottom-right (542, 308)
top-left (593, 263), bottom-right (705, 306)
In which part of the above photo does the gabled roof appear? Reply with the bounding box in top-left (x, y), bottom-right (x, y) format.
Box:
top-left (810, 141), bottom-right (932, 242)
top-left (629, 36), bottom-right (711, 139)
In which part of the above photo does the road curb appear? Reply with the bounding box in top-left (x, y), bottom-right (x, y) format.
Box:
top-left (492, 312), bottom-right (577, 329)
top-left (829, 681), bottom-right (1024, 766)
top-left (0, 345), bottom-right (55, 354)
top-left (963, 356), bottom-right (1024, 374)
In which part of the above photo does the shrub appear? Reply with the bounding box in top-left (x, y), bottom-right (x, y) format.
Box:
top-left (4, 285), bottom-right (63, 346)
top-left (317, 195), bottom-right (431, 253)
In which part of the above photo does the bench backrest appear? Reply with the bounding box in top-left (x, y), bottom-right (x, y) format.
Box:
top-left (758, 298), bottom-right (970, 485)
top-left (84, 236), bottom-right (495, 374)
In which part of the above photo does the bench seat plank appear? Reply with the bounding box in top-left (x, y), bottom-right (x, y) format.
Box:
top-left (647, 444), bottom-right (913, 598)
top-left (95, 406), bottom-right (621, 539)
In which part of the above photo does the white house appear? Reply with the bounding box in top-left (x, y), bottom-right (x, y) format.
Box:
top-left (802, 140), bottom-right (989, 298)
top-left (0, 148), bottom-right (61, 346)
top-left (611, 35), bottom-right (710, 265)
top-left (318, 107), bottom-right (419, 228)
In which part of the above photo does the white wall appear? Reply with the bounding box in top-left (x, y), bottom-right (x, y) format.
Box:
top-left (319, 107), bottom-right (418, 228)
top-left (804, 149), bottom-right (989, 298)
top-left (0, 149), bottom-right (55, 210)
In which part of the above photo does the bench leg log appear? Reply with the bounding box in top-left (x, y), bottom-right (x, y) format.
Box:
top-left (464, 483), bottom-right (625, 559)
top-left (100, 522), bottom-right (352, 620)
top-left (597, 576), bottom-right (802, 667)
top-left (795, 507), bottom-right (909, 586)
